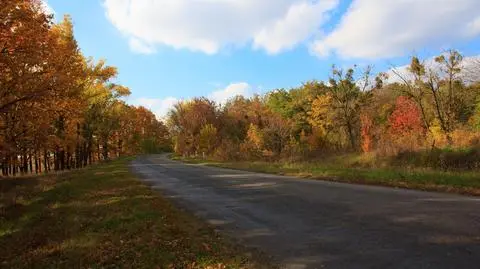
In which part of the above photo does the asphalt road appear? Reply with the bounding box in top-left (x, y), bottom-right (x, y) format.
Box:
top-left (131, 154), bottom-right (480, 269)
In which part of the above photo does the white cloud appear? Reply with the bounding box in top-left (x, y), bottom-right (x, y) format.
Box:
top-left (312, 0), bottom-right (480, 59)
top-left (103, 0), bottom-right (338, 55)
top-left (253, 0), bottom-right (337, 54)
top-left (129, 38), bottom-right (156, 54)
top-left (467, 17), bottom-right (480, 36)
top-left (135, 97), bottom-right (179, 119)
top-left (133, 82), bottom-right (253, 118)
top-left (209, 82), bottom-right (252, 104)
top-left (385, 55), bottom-right (480, 84)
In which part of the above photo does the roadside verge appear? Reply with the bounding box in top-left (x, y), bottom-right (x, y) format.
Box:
top-left (172, 156), bottom-right (480, 196)
top-left (0, 158), bottom-right (271, 268)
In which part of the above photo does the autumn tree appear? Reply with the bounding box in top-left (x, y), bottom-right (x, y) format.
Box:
top-left (199, 124), bottom-right (218, 156)
top-left (325, 66), bottom-right (372, 150)
top-left (393, 51), bottom-right (473, 145)
top-left (164, 53), bottom-right (479, 164)
top-left (388, 96), bottom-right (425, 135)
top-left (360, 114), bottom-right (373, 153)
top-left (240, 123), bottom-right (264, 159)
top-left (1, 3), bottom-right (167, 176)
top-left (308, 93), bottom-right (336, 149)
top-left (0, 0), bottom-right (54, 112)
top-left (267, 81), bottom-right (326, 136)
top-left (168, 98), bottom-right (217, 156)
top-left (471, 101), bottom-right (480, 131)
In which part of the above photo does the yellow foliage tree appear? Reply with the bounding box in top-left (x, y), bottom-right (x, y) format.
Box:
top-left (199, 124), bottom-right (218, 155)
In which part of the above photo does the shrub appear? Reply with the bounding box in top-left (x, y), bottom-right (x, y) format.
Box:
top-left (213, 139), bottom-right (241, 161)
top-left (391, 147), bottom-right (480, 170)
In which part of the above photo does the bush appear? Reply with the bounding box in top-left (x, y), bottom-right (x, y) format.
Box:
top-left (391, 147), bottom-right (480, 170)
top-left (213, 139), bottom-right (241, 161)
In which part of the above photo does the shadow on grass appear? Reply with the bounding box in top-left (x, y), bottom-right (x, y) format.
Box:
top-left (0, 159), bottom-right (262, 269)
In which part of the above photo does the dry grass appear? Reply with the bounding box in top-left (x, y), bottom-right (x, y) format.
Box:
top-left (175, 155), bottom-right (480, 196)
top-left (0, 158), bottom-right (271, 269)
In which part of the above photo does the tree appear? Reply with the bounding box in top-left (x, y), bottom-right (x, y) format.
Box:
top-left (220, 96), bottom-right (254, 142)
top-left (266, 89), bottom-right (292, 118)
top-left (391, 58), bottom-right (432, 132)
top-left (326, 65), bottom-right (372, 150)
top-left (0, 3), bottom-right (165, 176)
top-left (471, 101), bottom-right (480, 131)
top-left (360, 114), bottom-right (373, 153)
top-left (0, 0), bottom-right (54, 112)
top-left (262, 113), bottom-right (292, 156)
top-left (167, 98), bottom-right (217, 156)
top-left (389, 96), bottom-right (425, 135)
top-left (266, 81), bottom-right (326, 136)
top-left (240, 123), bottom-right (264, 159)
top-left (393, 51), bottom-right (470, 144)
top-left (308, 93), bottom-right (336, 149)
top-left (199, 124), bottom-right (218, 155)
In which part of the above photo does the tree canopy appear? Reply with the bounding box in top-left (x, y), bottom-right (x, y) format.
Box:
top-left (1, 1), bottom-right (170, 176)
top-left (168, 52), bottom-right (480, 162)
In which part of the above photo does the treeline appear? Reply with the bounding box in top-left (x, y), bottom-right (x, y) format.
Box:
top-left (1, 1), bottom-right (170, 176)
top-left (168, 51), bottom-right (480, 169)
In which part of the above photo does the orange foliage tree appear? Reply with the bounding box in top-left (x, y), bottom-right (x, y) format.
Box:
top-left (0, 1), bottom-right (169, 176)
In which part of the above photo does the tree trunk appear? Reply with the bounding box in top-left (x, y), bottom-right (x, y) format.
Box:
top-left (54, 150), bottom-right (58, 171)
top-left (96, 142), bottom-right (101, 161)
top-left (346, 121), bottom-right (356, 150)
top-left (2, 156), bottom-right (8, 176)
top-left (44, 151), bottom-right (49, 173)
top-left (12, 156), bottom-right (16, 176)
top-left (35, 152), bottom-right (40, 174)
top-left (75, 143), bottom-right (81, 169)
top-left (29, 154), bottom-right (33, 174)
top-left (416, 97), bottom-right (430, 131)
top-left (87, 142), bottom-right (92, 165)
top-left (66, 148), bottom-right (70, 170)
top-left (60, 150), bottom-right (65, 170)
top-left (103, 139), bottom-right (109, 161)
top-left (22, 153), bottom-right (28, 174)
top-left (118, 139), bottom-right (123, 157)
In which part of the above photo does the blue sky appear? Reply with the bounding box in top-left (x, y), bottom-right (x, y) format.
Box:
top-left (45, 0), bottom-right (480, 117)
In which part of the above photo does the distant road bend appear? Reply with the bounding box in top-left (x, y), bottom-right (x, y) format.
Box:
top-left (131, 154), bottom-right (480, 269)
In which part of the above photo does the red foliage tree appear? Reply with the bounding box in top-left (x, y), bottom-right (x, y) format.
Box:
top-left (360, 114), bottom-right (373, 153)
top-left (389, 96), bottom-right (425, 135)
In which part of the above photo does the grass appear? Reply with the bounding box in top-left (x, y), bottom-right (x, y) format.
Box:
top-left (173, 155), bottom-right (480, 196)
top-left (0, 158), bottom-right (270, 269)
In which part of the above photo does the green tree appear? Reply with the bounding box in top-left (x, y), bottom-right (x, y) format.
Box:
top-left (326, 66), bottom-right (372, 150)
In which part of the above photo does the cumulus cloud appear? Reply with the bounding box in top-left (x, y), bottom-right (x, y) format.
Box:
top-left (129, 38), bottom-right (156, 54)
top-left (134, 82), bottom-right (253, 119)
top-left (103, 0), bottom-right (338, 55)
top-left (253, 0), bottom-right (337, 54)
top-left (385, 55), bottom-right (480, 84)
top-left (135, 97), bottom-right (180, 119)
top-left (209, 82), bottom-right (252, 104)
top-left (311, 0), bottom-right (480, 59)
top-left (467, 17), bottom-right (480, 37)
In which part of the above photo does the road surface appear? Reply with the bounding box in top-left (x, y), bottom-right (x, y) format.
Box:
top-left (131, 154), bottom-right (480, 269)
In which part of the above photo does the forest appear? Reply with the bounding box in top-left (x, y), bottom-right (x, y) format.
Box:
top-left (0, 1), bottom-right (170, 176)
top-left (168, 53), bottom-right (480, 171)
top-left (3, 2), bottom-right (479, 268)
top-left (3, 1), bottom-right (480, 178)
